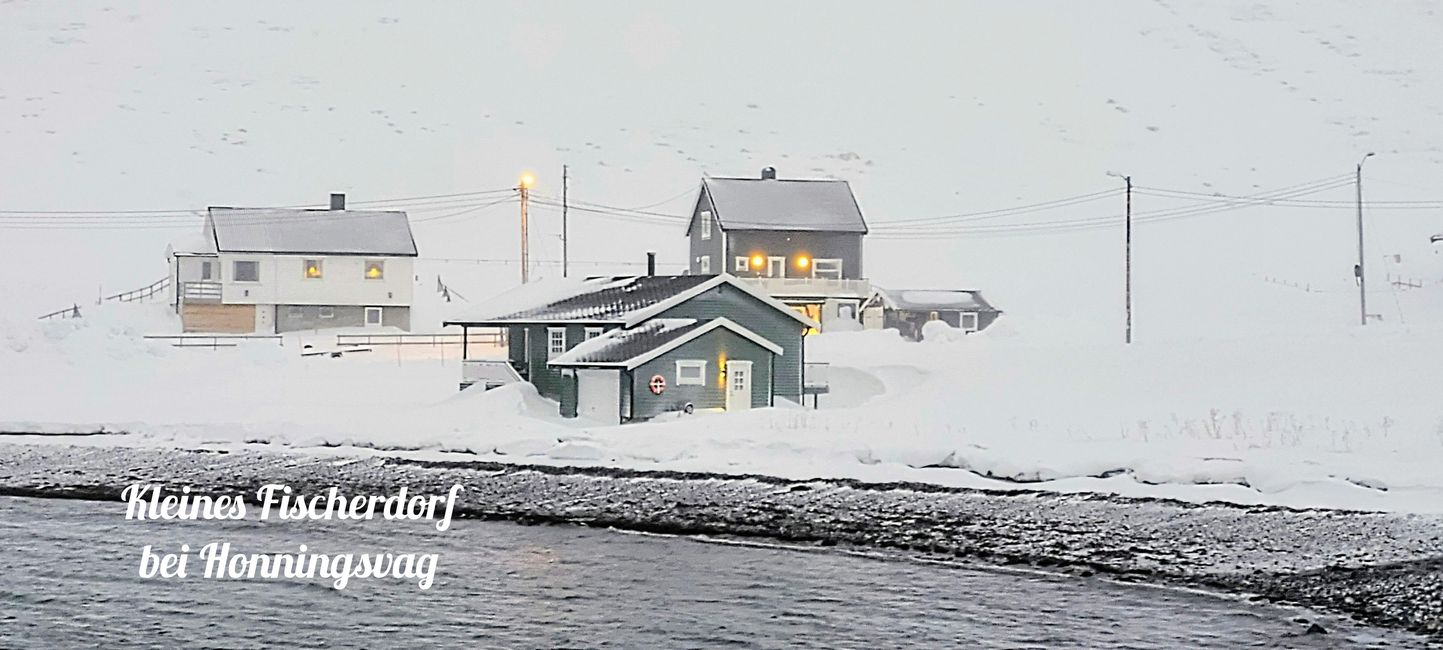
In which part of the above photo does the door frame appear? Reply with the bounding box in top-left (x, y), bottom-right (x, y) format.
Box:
top-left (725, 360), bottom-right (754, 411)
top-left (766, 256), bottom-right (785, 278)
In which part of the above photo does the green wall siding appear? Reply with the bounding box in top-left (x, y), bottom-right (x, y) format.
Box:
top-left (655, 284), bottom-right (805, 401)
top-left (513, 323), bottom-right (619, 403)
top-left (626, 328), bottom-right (774, 420)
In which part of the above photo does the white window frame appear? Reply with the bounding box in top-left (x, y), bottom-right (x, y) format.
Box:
top-left (735, 256), bottom-right (749, 272)
top-left (812, 258), bottom-right (843, 279)
top-left (960, 312), bottom-right (979, 333)
top-left (364, 259), bottom-right (385, 280)
top-left (584, 327), bottom-right (603, 340)
top-left (699, 255), bottom-right (711, 274)
top-left (232, 260), bottom-right (260, 283)
top-left (547, 327), bottom-right (566, 359)
top-left (364, 307), bottom-right (384, 326)
top-left (700, 210), bottom-right (712, 240)
top-left (675, 360), bottom-right (706, 386)
top-left (319, 306), bottom-right (335, 319)
top-left (303, 259), bottom-right (323, 280)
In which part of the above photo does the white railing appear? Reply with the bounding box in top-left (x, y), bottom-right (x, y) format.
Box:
top-left (142, 334), bottom-right (283, 349)
top-left (337, 330), bottom-right (505, 348)
top-left (743, 277), bottom-right (871, 298)
top-left (181, 281), bottom-right (222, 302)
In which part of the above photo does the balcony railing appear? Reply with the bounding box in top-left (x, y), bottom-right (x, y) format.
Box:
top-left (180, 281), bottom-right (222, 303)
top-left (742, 276), bottom-right (871, 298)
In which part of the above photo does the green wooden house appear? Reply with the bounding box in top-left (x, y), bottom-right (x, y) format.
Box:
top-left (443, 273), bottom-right (821, 423)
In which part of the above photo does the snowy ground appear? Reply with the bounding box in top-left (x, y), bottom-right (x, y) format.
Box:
top-left (5, 287), bottom-right (1441, 514)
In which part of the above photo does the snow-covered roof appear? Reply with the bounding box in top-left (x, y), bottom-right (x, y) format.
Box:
top-left (550, 317), bottom-right (782, 369)
top-left (168, 231), bottom-right (215, 255)
top-left (696, 176), bottom-right (867, 234)
top-left (874, 288), bottom-right (998, 313)
top-left (207, 207), bottom-right (418, 256)
top-left (444, 273), bottom-right (819, 330)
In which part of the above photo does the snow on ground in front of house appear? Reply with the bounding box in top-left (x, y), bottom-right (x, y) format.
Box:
top-left (4, 294), bottom-right (1442, 514)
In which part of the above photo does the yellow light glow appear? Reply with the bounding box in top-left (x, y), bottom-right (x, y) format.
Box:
top-left (795, 255), bottom-right (810, 269)
top-left (750, 254), bottom-right (765, 269)
top-left (306, 265), bottom-right (321, 278)
top-left (366, 267), bottom-right (381, 279)
top-left (519, 173), bottom-right (536, 189)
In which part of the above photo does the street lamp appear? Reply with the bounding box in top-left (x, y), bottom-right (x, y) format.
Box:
top-left (1107, 171), bottom-right (1133, 344)
top-left (1355, 152), bottom-right (1375, 326)
top-left (518, 172), bottom-right (536, 283)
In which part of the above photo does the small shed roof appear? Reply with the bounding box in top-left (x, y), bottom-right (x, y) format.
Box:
top-left (444, 273), bottom-right (818, 330)
top-left (696, 176), bottom-right (867, 234)
top-left (207, 207), bottom-right (418, 256)
top-left (550, 317), bottom-right (782, 369)
top-left (874, 288), bottom-right (999, 313)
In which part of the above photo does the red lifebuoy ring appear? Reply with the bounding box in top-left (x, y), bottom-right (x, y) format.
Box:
top-left (649, 374), bottom-right (666, 395)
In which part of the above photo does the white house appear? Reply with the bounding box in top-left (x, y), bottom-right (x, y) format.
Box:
top-left (167, 193), bottom-right (417, 334)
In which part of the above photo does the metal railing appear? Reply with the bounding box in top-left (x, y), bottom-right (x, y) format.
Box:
top-left (106, 276), bottom-right (170, 303)
top-left (743, 276), bottom-right (872, 298)
top-left (180, 281), bottom-right (222, 302)
top-left (336, 330), bottom-right (506, 348)
top-left (38, 304), bottom-right (83, 321)
top-left (143, 334), bottom-right (283, 349)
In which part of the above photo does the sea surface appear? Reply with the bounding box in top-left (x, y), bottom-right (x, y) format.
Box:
top-left (0, 495), bottom-right (1424, 648)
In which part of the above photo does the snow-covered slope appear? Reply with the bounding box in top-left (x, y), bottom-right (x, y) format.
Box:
top-left (3, 1), bottom-right (1443, 340)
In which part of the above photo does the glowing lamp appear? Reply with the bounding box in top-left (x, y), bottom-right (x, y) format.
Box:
top-left (519, 173), bottom-right (536, 189)
top-left (750, 254), bottom-right (765, 269)
top-left (795, 256), bottom-right (810, 269)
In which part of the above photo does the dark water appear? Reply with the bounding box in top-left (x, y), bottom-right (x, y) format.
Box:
top-left (0, 496), bottom-right (1423, 649)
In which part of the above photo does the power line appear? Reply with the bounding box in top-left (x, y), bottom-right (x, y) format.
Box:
top-left (0, 187), bottom-right (516, 217)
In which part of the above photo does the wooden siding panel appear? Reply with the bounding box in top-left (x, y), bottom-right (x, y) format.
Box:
top-left (181, 303), bottom-right (256, 333)
top-left (628, 328), bottom-right (774, 420)
top-left (655, 284), bottom-right (805, 401)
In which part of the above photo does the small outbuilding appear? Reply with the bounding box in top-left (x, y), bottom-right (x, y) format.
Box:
top-left (865, 288), bottom-right (1002, 341)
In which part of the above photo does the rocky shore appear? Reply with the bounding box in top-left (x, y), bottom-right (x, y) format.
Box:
top-left (1, 441), bottom-right (1440, 642)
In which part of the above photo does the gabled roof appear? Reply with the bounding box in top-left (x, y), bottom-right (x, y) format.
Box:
top-left (207, 207), bottom-right (418, 256)
top-left (690, 176), bottom-right (868, 234)
top-left (873, 288), bottom-right (999, 313)
top-left (550, 317), bottom-right (782, 369)
top-left (444, 273), bottom-right (819, 330)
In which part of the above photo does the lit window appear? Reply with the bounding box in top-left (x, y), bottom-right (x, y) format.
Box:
top-left (585, 327), bottom-right (603, 340)
top-left (700, 210), bottom-right (712, 240)
top-left (319, 306), bottom-right (335, 319)
top-left (364, 260), bottom-right (384, 280)
top-left (547, 327), bottom-right (566, 359)
top-left (233, 260), bottom-right (259, 282)
top-left (676, 360), bottom-right (706, 386)
top-left (699, 255), bottom-right (710, 274)
top-left (735, 256), bottom-right (749, 272)
top-left (303, 259), bottom-right (323, 279)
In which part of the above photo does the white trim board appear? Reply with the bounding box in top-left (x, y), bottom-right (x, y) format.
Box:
top-left (550, 317), bottom-right (783, 370)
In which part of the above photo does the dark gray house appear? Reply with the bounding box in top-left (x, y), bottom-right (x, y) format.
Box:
top-left (443, 273), bottom-right (821, 423)
top-left (685, 168), bottom-right (871, 330)
top-left (865, 288), bottom-right (1003, 341)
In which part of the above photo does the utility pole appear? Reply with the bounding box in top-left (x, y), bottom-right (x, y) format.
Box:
top-left (518, 173), bottom-right (535, 283)
top-left (1107, 171), bottom-right (1133, 344)
top-left (1355, 152), bottom-right (1375, 326)
top-left (562, 164), bottom-right (570, 278)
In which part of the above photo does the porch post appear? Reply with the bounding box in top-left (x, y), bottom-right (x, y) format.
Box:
top-left (461, 325), bottom-right (469, 360)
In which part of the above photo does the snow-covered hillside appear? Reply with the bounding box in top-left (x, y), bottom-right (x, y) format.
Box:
top-left (3, 1), bottom-right (1443, 340)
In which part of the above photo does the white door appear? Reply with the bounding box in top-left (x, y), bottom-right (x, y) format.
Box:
top-left (254, 305), bottom-right (274, 334)
top-left (364, 307), bottom-right (384, 328)
top-left (576, 369), bottom-right (621, 424)
top-left (767, 256), bottom-right (785, 278)
top-left (725, 360), bottom-right (753, 411)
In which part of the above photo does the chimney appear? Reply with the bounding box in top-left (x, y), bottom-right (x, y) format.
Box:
top-left (646, 251), bottom-right (656, 276)
top-left (330, 193), bottom-right (346, 210)
top-left (761, 166), bottom-right (777, 180)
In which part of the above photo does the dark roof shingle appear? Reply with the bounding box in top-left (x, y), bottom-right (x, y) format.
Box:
top-left (700, 177), bottom-right (867, 233)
